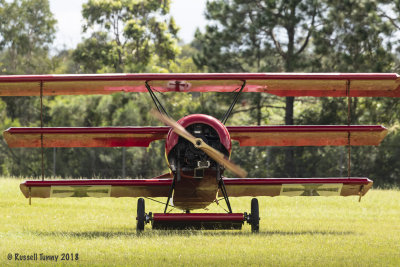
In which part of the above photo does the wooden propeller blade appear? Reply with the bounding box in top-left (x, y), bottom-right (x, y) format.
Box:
top-left (152, 110), bottom-right (247, 178)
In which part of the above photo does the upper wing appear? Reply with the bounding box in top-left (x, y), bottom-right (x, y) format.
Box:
top-left (221, 177), bottom-right (372, 197)
top-left (20, 174), bottom-right (173, 198)
top-left (228, 125), bottom-right (388, 146)
top-left (0, 73), bottom-right (399, 96)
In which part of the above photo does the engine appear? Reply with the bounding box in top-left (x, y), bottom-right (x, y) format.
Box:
top-left (165, 114), bottom-right (231, 178)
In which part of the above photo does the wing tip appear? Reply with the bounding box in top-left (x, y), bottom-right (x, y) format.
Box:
top-left (362, 179), bottom-right (373, 196)
top-left (20, 182), bottom-right (29, 198)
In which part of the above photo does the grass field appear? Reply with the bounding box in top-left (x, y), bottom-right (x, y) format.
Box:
top-left (1, 178), bottom-right (399, 266)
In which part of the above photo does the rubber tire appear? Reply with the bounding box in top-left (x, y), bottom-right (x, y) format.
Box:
top-left (251, 198), bottom-right (260, 233)
top-left (136, 198), bottom-right (145, 232)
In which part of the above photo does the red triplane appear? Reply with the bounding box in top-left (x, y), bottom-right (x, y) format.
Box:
top-left (1, 73), bottom-right (398, 232)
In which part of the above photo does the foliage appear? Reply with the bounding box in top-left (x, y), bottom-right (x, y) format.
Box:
top-left (193, 0), bottom-right (400, 184)
top-left (313, 0), bottom-right (395, 72)
top-left (0, 0), bottom-right (56, 74)
top-left (73, 0), bottom-right (180, 73)
top-left (0, 0), bottom-right (57, 178)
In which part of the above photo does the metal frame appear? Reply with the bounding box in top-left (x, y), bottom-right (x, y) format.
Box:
top-left (145, 81), bottom-right (170, 117)
top-left (151, 213), bottom-right (244, 230)
top-left (220, 80), bottom-right (246, 124)
top-left (40, 81), bottom-right (44, 181)
top-left (164, 177), bottom-right (176, 213)
top-left (218, 177), bottom-right (233, 213)
top-left (346, 79), bottom-right (352, 178)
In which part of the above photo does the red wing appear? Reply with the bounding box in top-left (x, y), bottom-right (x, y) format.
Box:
top-left (0, 73), bottom-right (399, 96)
top-left (221, 177), bottom-right (372, 197)
top-left (4, 125), bottom-right (388, 148)
top-left (3, 127), bottom-right (170, 147)
top-left (20, 174), bottom-right (173, 198)
top-left (228, 125), bottom-right (388, 146)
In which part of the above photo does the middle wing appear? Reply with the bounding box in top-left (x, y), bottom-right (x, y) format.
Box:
top-left (4, 126), bottom-right (169, 147)
top-left (228, 125), bottom-right (387, 146)
top-left (3, 125), bottom-right (387, 148)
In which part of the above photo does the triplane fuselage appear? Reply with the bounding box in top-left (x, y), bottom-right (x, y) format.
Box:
top-left (2, 73), bottom-right (397, 232)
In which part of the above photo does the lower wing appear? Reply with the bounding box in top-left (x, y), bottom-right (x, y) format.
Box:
top-left (221, 177), bottom-right (372, 197)
top-left (21, 176), bottom-right (372, 199)
top-left (20, 173), bottom-right (173, 198)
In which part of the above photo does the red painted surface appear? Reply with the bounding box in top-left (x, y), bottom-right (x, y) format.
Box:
top-left (0, 73), bottom-right (399, 96)
top-left (228, 125), bottom-right (388, 146)
top-left (222, 177), bottom-right (372, 185)
top-left (152, 213), bottom-right (244, 222)
top-left (4, 126), bottom-right (169, 147)
top-left (165, 114), bottom-right (231, 155)
top-left (4, 125), bottom-right (387, 148)
top-left (21, 179), bottom-right (173, 187)
top-left (228, 125), bottom-right (386, 133)
top-left (7, 127), bottom-right (169, 134)
top-left (0, 73), bottom-right (398, 82)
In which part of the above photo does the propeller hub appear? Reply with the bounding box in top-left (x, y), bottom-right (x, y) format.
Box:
top-left (195, 139), bottom-right (203, 148)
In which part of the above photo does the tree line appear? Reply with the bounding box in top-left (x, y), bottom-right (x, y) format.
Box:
top-left (0, 0), bottom-right (400, 187)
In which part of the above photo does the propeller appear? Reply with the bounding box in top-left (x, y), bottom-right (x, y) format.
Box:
top-left (152, 110), bottom-right (247, 178)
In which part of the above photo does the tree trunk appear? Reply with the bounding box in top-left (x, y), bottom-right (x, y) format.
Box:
top-left (256, 95), bottom-right (262, 126)
top-left (284, 10), bottom-right (296, 177)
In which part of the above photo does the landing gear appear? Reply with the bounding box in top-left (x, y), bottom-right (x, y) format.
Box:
top-left (136, 197), bottom-right (260, 232)
top-left (136, 198), bottom-right (145, 232)
top-left (250, 198), bottom-right (260, 233)
top-left (218, 176), bottom-right (233, 213)
top-left (136, 198), bottom-right (152, 232)
top-left (164, 177), bottom-right (176, 213)
top-left (245, 198), bottom-right (260, 233)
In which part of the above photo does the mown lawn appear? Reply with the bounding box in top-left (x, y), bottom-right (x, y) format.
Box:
top-left (1, 178), bottom-right (399, 266)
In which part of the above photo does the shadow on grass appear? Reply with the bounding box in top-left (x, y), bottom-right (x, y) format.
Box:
top-left (33, 231), bottom-right (137, 239)
top-left (33, 229), bottom-right (356, 239)
top-left (154, 230), bottom-right (357, 237)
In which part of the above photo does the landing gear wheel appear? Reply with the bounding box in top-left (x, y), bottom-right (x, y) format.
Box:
top-left (136, 198), bottom-right (145, 232)
top-left (250, 198), bottom-right (260, 233)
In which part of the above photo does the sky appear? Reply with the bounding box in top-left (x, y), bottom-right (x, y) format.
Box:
top-left (49, 0), bottom-right (208, 50)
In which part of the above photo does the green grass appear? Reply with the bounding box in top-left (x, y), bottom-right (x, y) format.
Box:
top-left (1, 178), bottom-right (399, 266)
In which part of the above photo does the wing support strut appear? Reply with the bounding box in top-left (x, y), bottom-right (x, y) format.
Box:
top-left (28, 187), bottom-right (31, 205)
top-left (40, 81), bottom-right (44, 181)
top-left (358, 185), bottom-right (364, 202)
top-left (221, 80), bottom-right (246, 124)
top-left (346, 80), bottom-right (352, 178)
top-left (145, 81), bottom-right (170, 118)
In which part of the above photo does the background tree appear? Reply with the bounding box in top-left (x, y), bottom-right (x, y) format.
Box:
top-left (193, 0), bottom-right (320, 177)
top-left (73, 0), bottom-right (180, 73)
top-left (0, 0), bottom-right (56, 74)
top-left (193, 0), bottom-right (398, 183)
top-left (307, 0), bottom-right (398, 186)
top-left (0, 0), bottom-right (57, 177)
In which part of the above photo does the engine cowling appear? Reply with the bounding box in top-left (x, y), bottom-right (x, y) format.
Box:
top-left (165, 114), bottom-right (231, 177)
